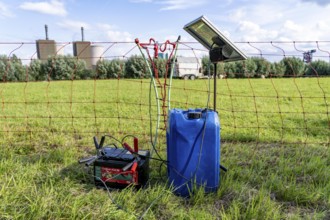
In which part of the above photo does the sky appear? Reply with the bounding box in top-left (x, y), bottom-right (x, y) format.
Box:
top-left (0, 0), bottom-right (330, 60)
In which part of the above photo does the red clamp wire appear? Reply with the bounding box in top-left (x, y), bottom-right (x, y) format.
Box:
top-left (160, 40), bottom-right (176, 53)
top-left (135, 38), bottom-right (178, 130)
top-left (135, 38), bottom-right (176, 60)
top-left (159, 40), bottom-right (177, 78)
top-left (135, 38), bottom-right (159, 59)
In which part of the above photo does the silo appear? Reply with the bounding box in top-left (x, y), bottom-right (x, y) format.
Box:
top-left (91, 45), bottom-right (104, 69)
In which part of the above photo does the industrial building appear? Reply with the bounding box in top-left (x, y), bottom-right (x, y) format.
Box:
top-left (36, 25), bottom-right (104, 69)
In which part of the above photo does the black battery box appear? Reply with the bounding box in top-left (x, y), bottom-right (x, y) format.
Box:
top-left (93, 147), bottom-right (150, 189)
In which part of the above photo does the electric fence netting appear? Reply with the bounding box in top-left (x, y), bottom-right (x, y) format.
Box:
top-left (0, 40), bottom-right (329, 152)
top-left (0, 40), bottom-right (329, 217)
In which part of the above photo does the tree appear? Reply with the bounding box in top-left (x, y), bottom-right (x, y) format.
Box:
top-left (201, 56), bottom-right (225, 77)
top-left (96, 60), bottom-right (109, 79)
top-left (0, 54), bottom-right (25, 82)
top-left (124, 55), bottom-right (148, 78)
top-left (235, 59), bottom-right (257, 78)
top-left (41, 55), bottom-right (87, 80)
top-left (96, 59), bottom-right (125, 79)
top-left (251, 57), bottom-right (271, 77)
top-left (224, 62), bottom-right (237, 78)
top-left (153, 58), bottom-right (167, 78)
top-left (280, 57), bottom-right (305, 77)
top-left (270, 62), bottom-right (285, 77)
top-left (108, 59), bottom-right (125, 78)
top-left (28, 59), bottom-right (43, 81)
top-left (202, 56), bottom-right (211, 75)
top-left (305, 60), bottom-right (330, 76)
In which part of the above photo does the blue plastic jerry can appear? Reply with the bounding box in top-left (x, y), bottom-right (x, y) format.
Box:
top-left (166, 108), bottom-right (220, 197)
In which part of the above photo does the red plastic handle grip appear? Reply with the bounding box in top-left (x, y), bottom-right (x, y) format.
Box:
top-left (133, 137), bottom-right (139, 153)
top-left (123, 142), bottom-right (134, 154)
top-left (131, 162), bottom-right (138, 172)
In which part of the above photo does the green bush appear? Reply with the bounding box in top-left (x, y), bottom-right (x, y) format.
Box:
top-left (96, 59), bottom-right (125, 79)
top-left (281, 57), bottom-right (305, 77)
top-left (305, 60), bottom-right (330, 76)
top-left (0, 54), bottom-right (26, 82)
top-left (1, 53), bottom-right (330, 81)
top-left (124, 55), bottom-right (149, 78)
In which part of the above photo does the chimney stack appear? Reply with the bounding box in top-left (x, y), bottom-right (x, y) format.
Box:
top-left (81, 27), bottom-right (85, 41)
top-left (45, 24), bottom-right (49, 40)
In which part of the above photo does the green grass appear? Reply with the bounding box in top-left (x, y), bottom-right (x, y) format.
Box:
top-left (0, 78), bottom-right (329, 219)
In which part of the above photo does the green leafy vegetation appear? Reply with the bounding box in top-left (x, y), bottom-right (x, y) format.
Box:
top-left (1, 54), bottom-right (330, 82)
top-left (0, 78), bottom-right (329, 219)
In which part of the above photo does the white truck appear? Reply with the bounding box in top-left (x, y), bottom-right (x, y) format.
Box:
top-left (173, 57), bottom-right (203, 80)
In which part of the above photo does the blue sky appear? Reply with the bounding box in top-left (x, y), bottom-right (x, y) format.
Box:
top-left (0, 0), bottom-right (330, 60)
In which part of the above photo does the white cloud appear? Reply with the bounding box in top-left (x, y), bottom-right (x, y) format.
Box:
top-left (237, 21), bottom-right (278, 41)
top-left (227, 8), bottom-right (246, 22)
top-left (90, 24), bottom-right (136, 59)
top-left (57, 19), bottom-right (90, 30)
top-left (225, 4), bottom-right (284, 26)
top-left (157, 0), bottom-right (207, 10)
top-left (0, 2), bottom-right (14, 17)
top-left (19, 0), bottom-right (67, 16)
top-left (95, 23), bottom-right (132, 42)
top-left (217, 1), bottom-right (330, 43)
top-left (316, 21), bottom-right (329, 31)
top-left (106, 30), bottom-right (132, 42)
top-left (283, 20), bottom-right (303, 33)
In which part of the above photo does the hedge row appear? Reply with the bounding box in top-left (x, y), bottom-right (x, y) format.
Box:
top-left (0, 54), bottom-right (329, 82)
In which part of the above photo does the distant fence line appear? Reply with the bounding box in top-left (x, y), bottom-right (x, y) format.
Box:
top-left (0, 41), bottom-right (330, 82)
top-left (0, 40), bottom-right (329, 149)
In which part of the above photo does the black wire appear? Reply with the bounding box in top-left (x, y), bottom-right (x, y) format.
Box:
top-left (158, 160), bottom-right (167, 181)
top-left (92, 174), bottom-right (139, 218)
top-left (121, 135), bottom-right (138, 144)
top-left (148, 79), bottom-right (164, 162)
top-left (102, 134), bottom-right (123, 147)
top-left (166, 112), bottom-right (208, 192)
top-left (86, 40), bottom-right (215, 219)
top-left (164, 59), bottom-right (213, 193)
top-left (108, 143), bottom-right (118, 149)
top-left (135, 153), bottom-right (167, 163)
top-left (138, 191), bottom-right (169, 220)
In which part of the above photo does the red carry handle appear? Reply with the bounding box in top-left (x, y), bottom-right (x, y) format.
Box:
top-left (123, 138), bottom-right (139, 154)
top-left (133, 137), bottom-right (139, 153)
top-left (131, 161), bottom-right (138, 172)
top-left (123, 142), bottom-right (135, 154)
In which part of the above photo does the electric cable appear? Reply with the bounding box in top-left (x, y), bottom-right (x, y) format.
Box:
top-left (102, 134), bottom-right (122, 147)
top-left (81, 37), bottom-right (212, 218)
top-left (136, 48), bottom-right (215, 219)
top-left (163, 47), bottom-right (213, 195)
top-left (167, 37), bottom-right (181, 111)
top-left (136, 37), bottom-right (180, 162)
top-left (92, 174), bottom-right (139, 219)
top-left (121, 134), bottom-right (138, 143)
top-left (148, 78), bottom-right (164, 161)
top-left (135, 39), bottom-right (161, 157)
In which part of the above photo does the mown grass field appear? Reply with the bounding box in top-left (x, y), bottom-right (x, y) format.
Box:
top-left (0, 78), bottom-right (329, 219)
